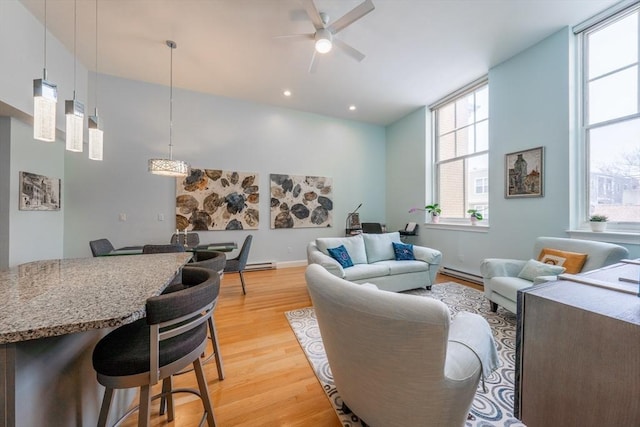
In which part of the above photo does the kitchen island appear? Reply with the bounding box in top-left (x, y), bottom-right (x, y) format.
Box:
top-left (0, 253), bottom-right (192, 427)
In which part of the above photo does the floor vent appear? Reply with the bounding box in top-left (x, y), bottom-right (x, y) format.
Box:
top-left (440, 267), bottom-right (483, 285)
top-left (245, 262), bottom-right (276, 271)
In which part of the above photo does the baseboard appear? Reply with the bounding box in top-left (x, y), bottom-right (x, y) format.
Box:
top-left (275, 260), bottom-right (308, 269)
top-left (245, 260), bottom-right (308, 271)
top-left (440, 266), bottom-right (483, 285)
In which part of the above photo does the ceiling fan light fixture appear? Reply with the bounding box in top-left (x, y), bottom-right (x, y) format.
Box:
top-left (315, 29), bottom-right (333, 54)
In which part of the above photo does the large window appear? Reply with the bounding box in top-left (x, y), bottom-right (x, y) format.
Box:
top-left (432, 81), bottom-right (489, 221)
top-left (580, 5), bottom-right (639, 230)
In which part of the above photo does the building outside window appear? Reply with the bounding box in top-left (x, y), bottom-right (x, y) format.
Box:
top-left (579, 4), bottom-right (639, 230)
top-left (432, 80), bottom-right (489, 222)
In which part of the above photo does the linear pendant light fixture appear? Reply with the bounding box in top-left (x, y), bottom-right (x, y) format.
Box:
top-left (148, 40), bottom-right (190, 177)
top-left (88, 0), bottom-right (103, 161)
top-left (65, 0), bottom-right (84, 152)
top-left (33, 0), bottom-right (57, 142)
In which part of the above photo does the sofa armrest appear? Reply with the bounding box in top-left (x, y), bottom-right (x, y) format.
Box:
top-left (412, 246), bottom-right (442, 266)
top-left (480, 258), bottom-right (527, 279)
top-left (532, 274), bottom-right (557, 285)
top-left (307, 246), bottom-right (345, 278)
top-left (446, 312), bottom-right (499, 381)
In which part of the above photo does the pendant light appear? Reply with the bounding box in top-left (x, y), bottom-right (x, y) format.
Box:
top-left (33, 0), bottom-right (57, 142)
top-left (88, 0), bottom-right (103, 161)
top-left (148, 40), bottom-right (190, 177)
top-left (65, 0), bottom-right (84, 152)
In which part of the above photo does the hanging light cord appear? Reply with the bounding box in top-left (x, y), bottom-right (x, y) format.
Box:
top-left (168, 42), bottom-right (174, 160)
top-left (73, 0), bottom-right (77, 99)
top-left (94, 0), bottom-right (99, 114)
top-left (43, 0), bottom-right (47, 78)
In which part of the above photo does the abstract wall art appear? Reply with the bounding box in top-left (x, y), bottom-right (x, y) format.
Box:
top-left (19, 171), bottom-right (61, 211)
top-left (270, 174), bottom-right (333, 229)
top-left (176, 168), bottom-right (259, 231)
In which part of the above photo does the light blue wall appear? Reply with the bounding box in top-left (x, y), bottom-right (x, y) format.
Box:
top-left (386, 27), bottom-right (638, 273)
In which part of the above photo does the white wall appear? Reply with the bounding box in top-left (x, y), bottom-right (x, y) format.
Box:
top-left (0, 118), bottom-right (10, 269)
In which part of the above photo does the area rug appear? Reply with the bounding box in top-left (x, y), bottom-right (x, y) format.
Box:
top-left (285, 282), bottom-right (526, 427)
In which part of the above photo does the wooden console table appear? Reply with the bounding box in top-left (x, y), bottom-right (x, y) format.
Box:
top-left (515, 260), bottom-right (640, 426)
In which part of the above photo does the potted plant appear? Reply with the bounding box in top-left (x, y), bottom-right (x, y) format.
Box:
top-left (425, 203), bottom-right (442, 223)
top-left (467, 209), bottom-right (483, 225)
top-left (589, 214), bottom-right (608, 232)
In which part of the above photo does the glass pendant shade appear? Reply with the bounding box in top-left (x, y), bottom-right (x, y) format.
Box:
top-left (148, 158), bottom-right (190, 176)
top-left (65, 99), bottom-right (84, 152)
top-left (33, 78), bottom-right (57, 142)
top-left (88, 115), bottom-right (103, 161)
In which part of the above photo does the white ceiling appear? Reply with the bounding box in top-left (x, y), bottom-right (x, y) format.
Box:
top-left (20, 0), bottom-right (619, 126)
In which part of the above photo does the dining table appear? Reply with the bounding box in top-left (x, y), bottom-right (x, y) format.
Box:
top-left (0, 252), bottom-right (192, 427)
top-left (102, 241), bottom-right (238, 256)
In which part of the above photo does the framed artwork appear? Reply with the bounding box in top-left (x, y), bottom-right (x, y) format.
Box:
top-left (176, 168), bottom-right (259, 231)
top-left (19, 171), bottom-right (61, 211)
top-left (270, 174), bottom-right (333, 229)
top-left (505, 146), bottom-right (544, 198)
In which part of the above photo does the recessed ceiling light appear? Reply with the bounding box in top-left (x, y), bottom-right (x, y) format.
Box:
top-left (349, 105), bottom-right (357, 111)
top-left (283, 90), bottom-right (292, 97)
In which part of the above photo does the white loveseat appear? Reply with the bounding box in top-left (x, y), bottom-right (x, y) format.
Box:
top-left (306, 232), bottom-right (442, 292)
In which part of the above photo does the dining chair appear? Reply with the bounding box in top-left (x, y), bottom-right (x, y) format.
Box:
top-left (92, 266), bottom-right (219, 427)
top-left (170, 232), bottom-right (200, 247)
top-left (89, 238), bottom-right (115, 257)
top-left (223, 235), bottom-right (253, 294)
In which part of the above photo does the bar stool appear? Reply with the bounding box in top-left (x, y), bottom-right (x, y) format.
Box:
top-left (92, 266), bottom-right (219, 427)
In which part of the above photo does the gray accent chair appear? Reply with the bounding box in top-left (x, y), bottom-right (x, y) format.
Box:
top-left (305, 264), bottom-right (498, 427)
top-left (481, 236), bottom-right (629, 314)
top-left (89, 238), bottom-right (115, 257)
top-left (224, 235), bottom-right (253, 294)
top-left (92, 266), bottom-right (218, 427)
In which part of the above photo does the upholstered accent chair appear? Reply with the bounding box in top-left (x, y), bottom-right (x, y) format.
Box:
top-left (89, 238), bottom-right (115, 257)
top-left (305, 264), bottom-right (498, 427)
top-left (223, 235), bottom-right (253, 294)
top-left (481, 236), bottom-right (629, 314)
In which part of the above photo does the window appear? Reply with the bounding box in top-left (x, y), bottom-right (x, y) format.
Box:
top-left (432, 80), bottom-right (489, 222)
top-left (579, 5), bottom-right (639, 230)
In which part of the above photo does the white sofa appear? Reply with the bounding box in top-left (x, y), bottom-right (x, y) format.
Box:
top-left (481, 236), bottom-right (629, 314)
top-left (306, 232), bottom-right (442, 292)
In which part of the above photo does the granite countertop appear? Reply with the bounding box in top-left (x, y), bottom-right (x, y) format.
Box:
top-left (0, 253), bottom-right (192, 344)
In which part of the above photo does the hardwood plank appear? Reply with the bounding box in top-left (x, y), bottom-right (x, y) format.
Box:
top-left (118, 266), bottom-right (473, 426)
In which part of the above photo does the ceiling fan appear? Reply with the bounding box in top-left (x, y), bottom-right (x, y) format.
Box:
top-left (279, 0), bottom-right (375, 73)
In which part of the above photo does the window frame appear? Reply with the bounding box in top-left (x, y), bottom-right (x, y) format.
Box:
top-left (430, 77), bottom-right (489, 226)
top-left (576, 3), bottom-right (640, 234)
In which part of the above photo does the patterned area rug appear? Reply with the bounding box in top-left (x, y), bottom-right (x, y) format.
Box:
top-left (285, 282), bottom-right (526, 427)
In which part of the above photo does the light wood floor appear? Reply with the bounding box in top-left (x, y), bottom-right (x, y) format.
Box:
top-left (120, 266), bottom-right (479, 427)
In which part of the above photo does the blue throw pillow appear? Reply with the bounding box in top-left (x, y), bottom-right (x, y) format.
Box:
top-left (327, 245), bottom-right (354, 268)
top-left (393, 242), bottom-right (415, 261)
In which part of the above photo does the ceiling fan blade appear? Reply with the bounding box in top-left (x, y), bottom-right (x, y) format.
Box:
top-left (327, 0), bottom-right (375, 34)
top-left (274, 33), bottom-right (315, 40)
top-left (302, 0), bottom-right (325, 31)
top-left (308, 50), bottom-right (318, 73)
top-left (333, 38), bottom-right (366, 62)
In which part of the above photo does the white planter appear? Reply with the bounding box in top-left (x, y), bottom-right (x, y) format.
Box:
top-left (589, 221), bottom-right (607, 232)
top-left (470, 216), bottom-right (478, 226)
top-left (431, 214), bottom-right (440, 224)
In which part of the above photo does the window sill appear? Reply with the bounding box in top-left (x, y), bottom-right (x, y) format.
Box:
top-left (422, 222), bottom-right (489, 233)
top-left (567, 229), bottom-right (640, 245)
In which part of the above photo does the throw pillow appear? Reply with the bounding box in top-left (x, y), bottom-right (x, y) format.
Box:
top-left (327, 245), bottom-right (354, 268)
top-left (518, 259), bottom-right (566, 281)
top-left (392, 242), bottom-right (415, 261)
top-left (537, 248), bottom-right (588, 274)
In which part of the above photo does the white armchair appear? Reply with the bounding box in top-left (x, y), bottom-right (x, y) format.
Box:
top-left (481, 236), bottom-right (629, 314)
top-left (305, 264), bottom-right (498, 427)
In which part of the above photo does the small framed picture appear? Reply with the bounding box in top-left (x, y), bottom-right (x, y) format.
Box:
top-left (505, 146), bottom-right (544, 198)
top-left (19, 171), bottom-right (61, 211)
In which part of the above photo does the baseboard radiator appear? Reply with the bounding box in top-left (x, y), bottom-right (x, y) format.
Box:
top-left (440, 266), bottom-right (483, 285)
top-left (245, 262), bottom-right (276, 271)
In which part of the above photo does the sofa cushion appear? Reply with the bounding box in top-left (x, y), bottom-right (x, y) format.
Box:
top-left (375, 260), bottom-right (429, 275)
top-left (518, 259), bottom-right (565, 281)
top-left (489, 276), bottom-right (535, 301)
top-left (327, 245), bottom-right (354, 268)
top-left (362, 232), bottom-right (402, 263)
top-left (392, 242), bottom-right (415, 260)
top-left (316, 234), bottom-right (367, 265)
top-left (343, 264), bottom-right (391, 281)
top-left (537, 248), bottom-right (588, 274)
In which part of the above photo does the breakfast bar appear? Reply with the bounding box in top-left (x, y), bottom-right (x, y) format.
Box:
top-left (0, 253), bottom-right (192, 427)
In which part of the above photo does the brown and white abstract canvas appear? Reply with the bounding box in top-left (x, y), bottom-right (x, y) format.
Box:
top-left (270, 174), bottom-right (333, 229)
top-left (176, 168), bottom-right (259, 231)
